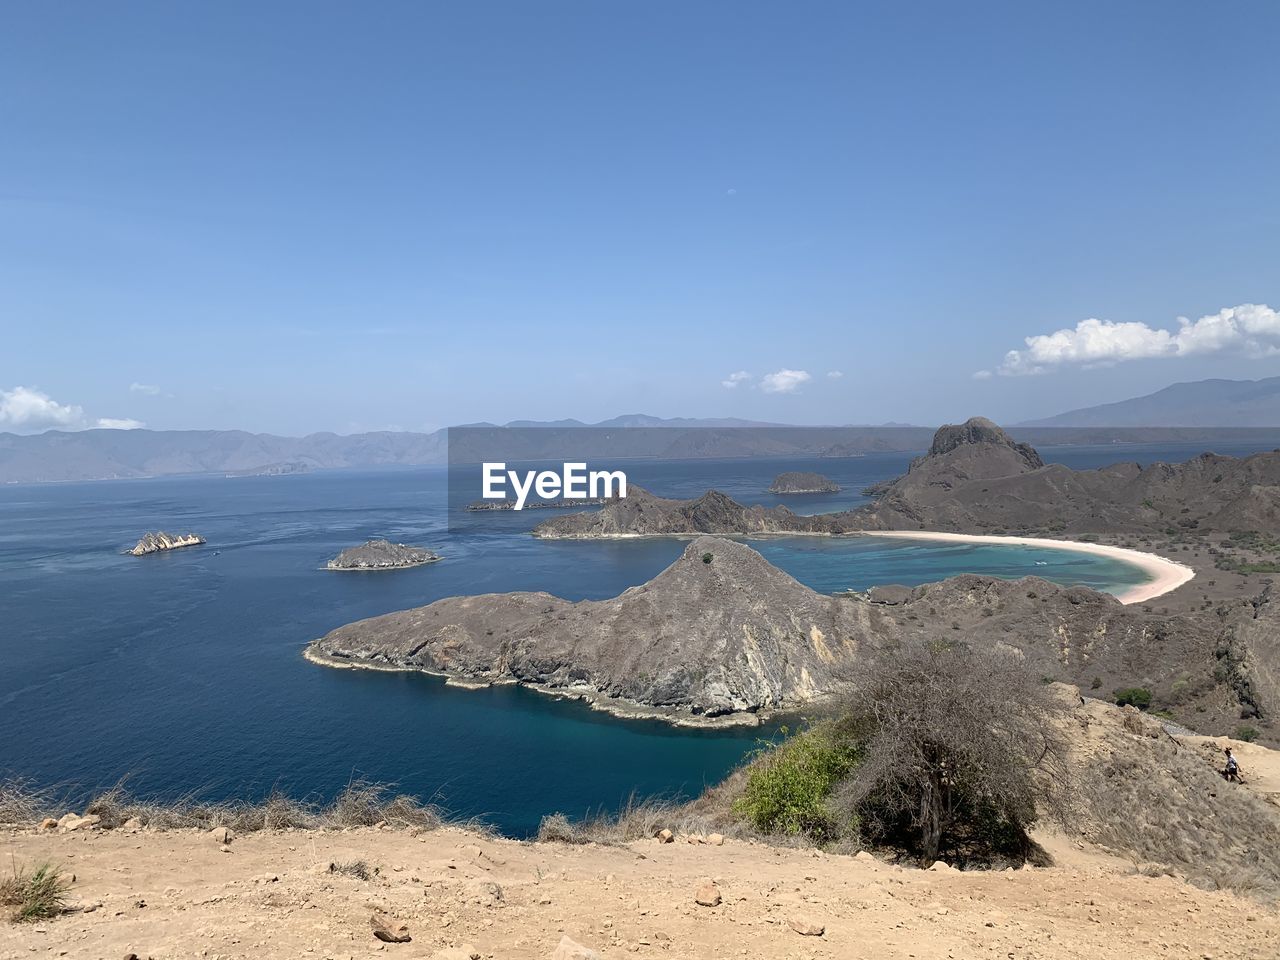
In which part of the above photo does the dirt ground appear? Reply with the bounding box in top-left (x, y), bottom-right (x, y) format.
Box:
top-left (3, 817), bottom-right (1278, 960)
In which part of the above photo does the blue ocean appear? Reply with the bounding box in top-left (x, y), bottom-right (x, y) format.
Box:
top-left (0, 442), bottom-right (1259, 835)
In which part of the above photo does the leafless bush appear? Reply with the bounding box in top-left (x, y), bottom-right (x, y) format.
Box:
top-left (830, 637), bottom-right (1071, 865)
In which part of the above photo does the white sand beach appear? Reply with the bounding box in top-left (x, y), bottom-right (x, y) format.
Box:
top-left (861, 531), bottom-right (1196, 605)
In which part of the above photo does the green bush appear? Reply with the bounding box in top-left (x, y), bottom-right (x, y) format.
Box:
top-left (1235, 725), bottom-right (1260, 743)
top-left (1114, 687), bottom-right (1153, 710)
top-left (733, 727), bottom-right (859, 842)
top-left (701, 552), bottom-right (713, 564)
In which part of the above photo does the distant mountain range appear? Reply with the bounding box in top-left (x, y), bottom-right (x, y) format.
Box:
top-left (1025, 377), bottom-right (1280, 427)
top-left (5, 408), bottom-right (1280, 483)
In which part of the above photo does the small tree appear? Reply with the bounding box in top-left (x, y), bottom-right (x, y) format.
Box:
top-left (832, 637), bottom-right (1069, 864)
top-left (1114, 687), bottom-right (1153, 710)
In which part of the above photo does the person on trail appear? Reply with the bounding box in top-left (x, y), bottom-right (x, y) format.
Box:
top-left (1223, 746), bottom-right (1242, 783)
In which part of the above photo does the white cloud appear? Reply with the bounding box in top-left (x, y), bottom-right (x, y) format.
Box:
top-left (129, 382), bottom-right (161, 395)
top-left (721, 371), bottom-right (751, 389)
top-left (760, 369), bottom-right (811, 394)
top-left (993, 303), bottom-right (1280, 376)
top-left (0, 386), bottom-right (85, 430)
top-left (0, 385), bottom-right (144, 433)
top-left (95, 418), bottom-right (145, 430)
top-left (826, 370), bottom-right (843, 379)
top-left (972, 369), bottom-right (993, 380)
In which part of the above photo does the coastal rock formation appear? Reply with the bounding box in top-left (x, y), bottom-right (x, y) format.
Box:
top-left (327, 539), bottom-right (439, 571)
top-left (533, 416), bottom-right (1280, 539)
top-left (856, 418), bottom-right (1280, 536)
top-left (128, 531), bottom-right (205, 556)
top-left (768, 471), bottom-right (840, 494)
top-left (309, 537), bottom-right (1231, 724)
top-left (532, 487), bottom-right (817, 539)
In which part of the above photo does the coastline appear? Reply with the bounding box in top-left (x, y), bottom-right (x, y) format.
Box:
top-left (861, 531), bottom-right (1196, 605)
top-left (302, 646), bottom-right (768, 728)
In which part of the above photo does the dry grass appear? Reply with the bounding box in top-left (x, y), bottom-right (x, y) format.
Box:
top-left (1075, 724), bottom-right (1280, 896)
top-left (537, 793), bottom-right (750, 846)
top-left (0, 780), bottom-right (444, 835)
top-left (1, 860), bottom-right (69, 923)
top-left (328, 859), bottom-right (375, 881)
top-left (0, 781), bottom-right (50, 827)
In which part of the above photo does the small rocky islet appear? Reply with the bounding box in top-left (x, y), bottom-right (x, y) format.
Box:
top-left (128, 531), bottom-right (206, 556)
top-left (326, 538), bottom-right (440, 571)
top-left (768, 471), bottom-right (841, 494)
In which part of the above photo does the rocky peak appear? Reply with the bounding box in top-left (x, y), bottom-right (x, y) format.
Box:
top-left (923, 417), bottom-right (1044, 471)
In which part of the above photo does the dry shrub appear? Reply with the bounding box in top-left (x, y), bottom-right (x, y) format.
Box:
top-left (0, 781), bottom-right (50, 826)
top-left (537, 794), bottom-right (747, 846)
top-left (328, 859), bottom-right (374, 880)
top-left (830, 637), bottom-right (1070, 865)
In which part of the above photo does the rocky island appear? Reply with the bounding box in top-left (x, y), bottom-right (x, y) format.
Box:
top-left (326, 539), bottom-right (439, 571)
top-left (768, 471), bottom-right (840, 494)
top-left (307, 535), bottom-right (1239, 725)
top-left (128, 531), bottom-right (205, 556)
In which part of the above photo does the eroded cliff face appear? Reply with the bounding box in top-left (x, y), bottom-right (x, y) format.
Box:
top-left (308, 537), bottom-right (1234, 726)
top-left (128, 531), bottom-right (205, 556)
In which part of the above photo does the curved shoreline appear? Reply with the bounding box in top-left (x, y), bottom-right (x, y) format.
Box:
top-left (861, 531), bottom-right (1196, 605)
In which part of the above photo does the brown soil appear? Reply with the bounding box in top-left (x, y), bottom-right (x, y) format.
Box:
top-left (4, 819), bottom-right (1279, 960)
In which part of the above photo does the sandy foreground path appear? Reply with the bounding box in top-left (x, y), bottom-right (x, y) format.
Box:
top-left (3, 825), bottom-right (1277, 960)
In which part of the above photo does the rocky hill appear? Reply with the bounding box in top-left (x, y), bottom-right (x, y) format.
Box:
top-left (856, 417), bottom-right (1280, 536)
top-left (308, 537), bottom-right (1258, 729)
top-left (532, 488), bottom-right (817, 540)
top-left (535, 417), bottom-right (1280, 540)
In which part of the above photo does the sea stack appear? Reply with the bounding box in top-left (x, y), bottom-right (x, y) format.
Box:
top-left (129, 531), bottom-right (206, 556)
top-left (768, 471), bottom-right (841, 494)
top-left (327, 538), bottom-right (439, 571)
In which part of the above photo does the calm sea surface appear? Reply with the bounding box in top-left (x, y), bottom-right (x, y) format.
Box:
top-left (0, 441), bottom-right (1267, 835)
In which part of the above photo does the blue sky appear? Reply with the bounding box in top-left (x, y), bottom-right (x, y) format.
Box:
top-left (2, 1), bottom-right (1278, 434)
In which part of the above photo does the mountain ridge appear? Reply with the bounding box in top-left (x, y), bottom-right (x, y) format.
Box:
top-left (1025, 376), bottom-right (1280, 427)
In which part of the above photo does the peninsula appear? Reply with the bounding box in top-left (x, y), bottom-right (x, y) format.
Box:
top-left (127, 531), bottom-right (205, 556)
top-left (307, 536), bottom-right (1231, 727)
top-left (768, 471), bottom-right (840, 494)
top-left (326, 539), bottom-right (439, 571)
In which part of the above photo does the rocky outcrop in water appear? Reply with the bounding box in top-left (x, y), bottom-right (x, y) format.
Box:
top-left (768, 471), bottom-right (840, 494)
top-left (327, 539), bottom-right (439, 571)
top-left (128, 531), bottom-right (205, 556)
top-left (307, 536), bottom-right (1232, 725)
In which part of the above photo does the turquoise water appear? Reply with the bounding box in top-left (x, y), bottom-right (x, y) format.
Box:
top-left (0, 454), bottom-right (1151, 835)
